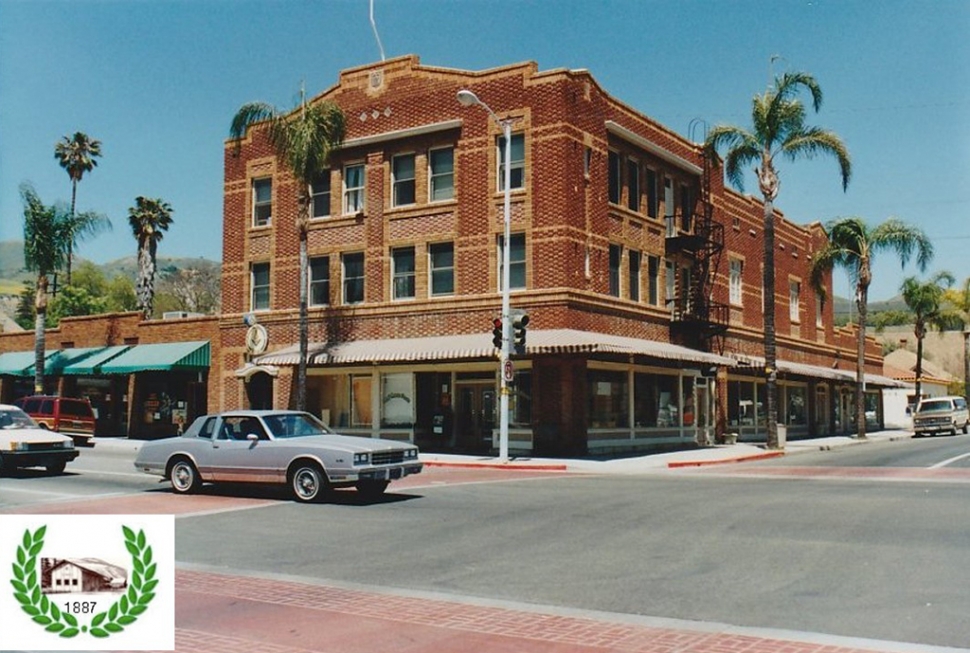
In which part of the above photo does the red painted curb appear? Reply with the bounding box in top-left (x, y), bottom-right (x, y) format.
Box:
top-left (423, 461), bottom-right (569, 471)
top-left (667, 450), bottom-right (786, 468)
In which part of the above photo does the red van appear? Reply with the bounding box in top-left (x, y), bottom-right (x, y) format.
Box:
top-left (14, 395), bottom-right (96, 445)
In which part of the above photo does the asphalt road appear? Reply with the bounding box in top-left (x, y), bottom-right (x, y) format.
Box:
top-left (2, 435), bottom-right (970, 649)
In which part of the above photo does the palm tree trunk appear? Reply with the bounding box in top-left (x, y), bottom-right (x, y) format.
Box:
top-left (763, 199), bottom-right (779, 449)
top-left (963, 329), bottom-right (969, 399)
top-left (855, 284), bottom-right (868, 439)
top-left (914, 324), bottom-right (925, 401)
top-left (66, 180), bottom-right (77, 286)
top-left (33, 275), bottom-right (48, 394)
top-left (296, 197), bottom-right (310, 413)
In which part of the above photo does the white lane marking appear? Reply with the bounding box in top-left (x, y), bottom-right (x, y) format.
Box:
top-left (929, 452), bottom-right (970, 469)
top-left (68, 467), bottom-right (151, 479)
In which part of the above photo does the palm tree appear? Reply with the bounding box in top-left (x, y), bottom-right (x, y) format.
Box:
top-left (943, 277), bottom-right (970, 398)
top-left (20, 183), bottom-right (71, 393)
top-left (54, 132), bottom-right (102, 284)
top-left (230, 87), bottom-right (345, 412)
top-left (900, 272), bottom-right (956, 401)
top-left (703, 70), bottom-right (851, 449)
top-left (810, 217), bottom-right (933, 438)
top-left (127, 196), bottom-right (173, 319)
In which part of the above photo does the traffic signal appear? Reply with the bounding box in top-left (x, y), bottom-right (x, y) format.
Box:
top-left (492, 317), bottom-right (504, 349)
top-left (512, 313), bottom-right (529, 354)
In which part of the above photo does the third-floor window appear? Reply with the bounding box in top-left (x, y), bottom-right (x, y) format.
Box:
top-left (497, 133), bottom-right (525, 191)
top-left (344, 163), bottom-right (366, 214)
top-left (311, 171), bottom-right (330, 219)
top-left (429, 147), bottom-right (454, 201)
top-left (253, 178), bottom-right (272, 227)
top-left (392, 154), bottom-right (416, 207)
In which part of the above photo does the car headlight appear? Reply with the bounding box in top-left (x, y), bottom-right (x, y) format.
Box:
top-left (6, 441), bottom-right (26, 451)
top-left (61, 440), bottom-right (75, 449)
top-left (353, 453), bottom-right (369, 465)
top-left (404, 448), bottom-right (418, 460)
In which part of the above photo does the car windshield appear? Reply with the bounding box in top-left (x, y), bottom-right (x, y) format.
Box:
top-left (262, 413), bottom-right (332, 439)
top-left (0, 407), bottom-right (40, 430)
top-left (917, 400), bottom-right (952, 414)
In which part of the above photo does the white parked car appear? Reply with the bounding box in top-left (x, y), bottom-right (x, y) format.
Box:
top-left (134, 410), bottom-right (423, 502)
top-left (0, 404), bottom-right (79, 474)
top-left (912, 396), bottom-right (970, 437)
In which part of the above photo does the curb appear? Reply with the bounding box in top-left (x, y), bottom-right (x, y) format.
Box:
top-left (423, 460), bottom-right (569, 472)
top-left (667, 450), bottom-right (785, 468)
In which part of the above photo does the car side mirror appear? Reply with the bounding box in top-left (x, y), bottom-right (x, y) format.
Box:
top-left (246, 433), bottom-right (259, 442)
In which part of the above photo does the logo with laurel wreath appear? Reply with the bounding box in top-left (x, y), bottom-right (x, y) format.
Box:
top-left (10, 525), bottom-right (157, 639)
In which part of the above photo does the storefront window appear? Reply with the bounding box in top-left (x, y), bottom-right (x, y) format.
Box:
top-left (784, 385), bottom-right (808, 425)
top-left (351, 374), bottom-right (372, 427)
top-left (729, 379), bottom-right (758, 427)
top-left (633, 372), bottom-right (679, 428)
top-left (511, 371), bottom-right (532, 426)
top-left (682, 377), bottom-right (695, 427)
top-left (588, 370), bottom-right (628, 428)
top-left (381, 373), bottom-right (413, 427)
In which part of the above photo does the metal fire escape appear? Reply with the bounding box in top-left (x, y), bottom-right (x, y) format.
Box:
top-left (665, 147), bottom-right (728, 353)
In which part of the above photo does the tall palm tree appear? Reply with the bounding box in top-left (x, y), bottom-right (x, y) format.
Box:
top-left (943, 277), bottom-right (970, 398)
top-left (703, 70), bottom-right (851, 449)
top-left (230, 87), bottom-right (345, 411)
top-left (900, 272), bottom-right (956, 401)
top-left (20, 183), bottom-right (71, 393)
top-left (128, 196), bottom-right (173, 319)
top-left (810, 217), bottom-right (932, 438)
top-left (54, 132), bottom-right (102, 285)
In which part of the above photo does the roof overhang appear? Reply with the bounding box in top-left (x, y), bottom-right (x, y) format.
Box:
top-left (605, 121), bottom-right (703, 176)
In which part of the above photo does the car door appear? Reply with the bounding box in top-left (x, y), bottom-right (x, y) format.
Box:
top-left (207, 415), bottom-right (275, 483)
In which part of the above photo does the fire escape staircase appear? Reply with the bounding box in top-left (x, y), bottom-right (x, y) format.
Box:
top-left (665, 152), bottom-right (728, 353)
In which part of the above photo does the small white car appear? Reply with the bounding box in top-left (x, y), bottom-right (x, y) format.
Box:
top-left (912, 396), bottom-right (970, 437)
top-left (134, 410), bottom-right (423, 502)
top-left (0, 404), bottom-right (79, 474)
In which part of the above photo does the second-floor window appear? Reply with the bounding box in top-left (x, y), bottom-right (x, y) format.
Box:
top-left (647, 255), bottom-right (660, 306)
top-left (790, 281), bottom-right (801, 322)
top-left (343, 252), bottom-right (364, 304)
top-left (344, 164), bottom-right (365, 214)
top-left (497, 133), bottom-right (525, 191)
top-left (629, 250), bottom-right (641, 301)
top-left (609, 244), bottom-right (622, 297)
top-left (665, 260), bottom-right (676, 309)
top-left (392, 246), bottom-right (415, 300)
top-left (498, 233), bottom-right (526, 290)
top-left (429, 242), bottom-right (454, 296)
top-left (311, 171), bottom-right (330, 219)
top-left (253, 178), bottom-right (272, 227)
top-left (251, 262), bottom-right (270, 311)
top-left (309, 256), bottom-right (329, 306)
top-left (680, 183), bottom-right (693, 232)
top-left (429, 147), bottom-right (454, 201)
top-left (729, 259), bottom-right (743, 305)
top-left (392, 154), bottom-right (416, 207)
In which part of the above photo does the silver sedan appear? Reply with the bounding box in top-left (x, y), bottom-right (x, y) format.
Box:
top-left (134, 410), bottom-right (422, 502)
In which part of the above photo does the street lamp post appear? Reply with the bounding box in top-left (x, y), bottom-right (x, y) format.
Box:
top-left (458, 89), bottom-right (513, 461)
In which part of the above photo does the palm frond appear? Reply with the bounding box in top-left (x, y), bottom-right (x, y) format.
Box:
top-left (229, 102), bottom-right (279, 145)
top-left (782, 127), bottom-right (852, 190)
top-left (703, 125), bottom-right (758, 192)
top-left (870, 218), bottom-right (933, 272)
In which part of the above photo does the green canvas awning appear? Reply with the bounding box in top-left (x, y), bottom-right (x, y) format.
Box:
top-left (30, 347), bottom-right (103, 376)
top-left (99, 341), bottom-right (210, 374)
top-left (0, 350), bottom-right (37, 376)
top-left (60, 345), bottom-right (132, 376)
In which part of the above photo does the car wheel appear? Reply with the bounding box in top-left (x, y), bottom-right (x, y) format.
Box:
top-left (46, 461), bottom-right (67, 475)
top-left (0, 454), bottom-right (13, 475)
top-left (290, 462), bottom-right (328, 503)
top-left (356, 480), bottom-right (390, 500)
top-left (963, 422), bottom-right (969, 435)
top-left (169, 458), bottom-right (202, 494)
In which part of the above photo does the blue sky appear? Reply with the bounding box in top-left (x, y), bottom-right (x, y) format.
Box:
top-left (1, 0), bottom-right (968, 301)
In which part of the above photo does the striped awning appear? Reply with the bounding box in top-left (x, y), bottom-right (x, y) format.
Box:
top-left (99, 341), bottom-right (210, 374)
top-left (60, 345), bottom-right (132, 376)
top-left (0, 350), bottom-right (36, 376)
top-left (253, 329), bottom-right (732, 367)
top-left (729, 354), bottom-right (908, 388)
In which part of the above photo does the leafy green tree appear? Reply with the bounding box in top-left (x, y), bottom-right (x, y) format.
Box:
top-left (230, 87), bottom-right (345, 411)
top-left (15, 282), bottom-right (36, 331)
top-left (48, 285), bottom-right (108, 325)
top-left (21, 183), bottom-right (71, 392)
top-left (810, 217), bottom-right (932, 438)
top-left (942, 277), bottom-right (970, 399)
top-left (127, 197), bottom-right (173, 319)
top-left (106, 274), bottom-right (139, 313)
top-left (900, 272), bottom-right (956, 401)
top-left (54, 132), bottom-right (104, 284)
top-left (704, 70), bottom-right (851, 448)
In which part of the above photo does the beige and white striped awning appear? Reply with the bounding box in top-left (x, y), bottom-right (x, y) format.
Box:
top-left (251, 329), bottom-right (733, 367)
top-left (729, 354), bottom-right (908, 388)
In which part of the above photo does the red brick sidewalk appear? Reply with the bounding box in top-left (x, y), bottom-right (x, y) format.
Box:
top-left (145, 569), bottom-right (918, 653)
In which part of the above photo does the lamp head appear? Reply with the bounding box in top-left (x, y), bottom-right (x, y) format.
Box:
top-left (456, 89), bottom-right (480, 107)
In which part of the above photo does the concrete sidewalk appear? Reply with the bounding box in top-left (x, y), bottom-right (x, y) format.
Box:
top-left (90, 429), bottom-right (915, 474)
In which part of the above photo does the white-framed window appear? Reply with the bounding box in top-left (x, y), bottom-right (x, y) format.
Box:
top-left (391, 246), bottom-right (415, 300)
top-left (498, 232), bottom-right (526, 290)
top-left (251, 262), bottom-right (270, 311)
top-left (664, 177), bottom-right (675, 236)
top-left (252, 178), bottom-right (272, 227)
top-left (608, 151), bottom-right (621, 204)
top-left (429, 147), bottom-right (454, 201)
top-left (627, 158), bottom-right (640, 212)
top-left (343, 163), bottom-right (365, 214)
top-left (729, 259), bottom-right (743, 306)
top-left (790, 281), bottom-right (801, 322)
top-left (629, 249), bottom-right (641, 301)
top-left (608, 244), bottom-right (622, 297)
top-left (647, 255), bottom-right (660, 306)
top-left (392, 154), bottom-right (416, 207)
top-left (342, 252), bottom-right (364, 304)
top-left (497, 133), bottom-right (525, 191)
top-left (381, 372), bottom-right (414, 427)
top-left (429, 242), bottom-right (455, 296)
top-left (309, 256), bottom-right (329, 306)
top-left (310, 170), bottom-right (330, 219)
